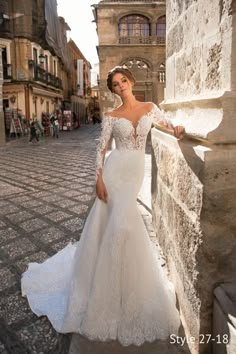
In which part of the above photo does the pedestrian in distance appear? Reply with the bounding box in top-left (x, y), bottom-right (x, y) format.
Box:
top-left (22, 66), bottom-right (185, 346)
top-left (50, 111), bottom-right (59, 138)
top-left (29, 122), bottom-right (39, 142)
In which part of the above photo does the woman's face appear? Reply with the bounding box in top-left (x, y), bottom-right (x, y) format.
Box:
top-left (111, 73), bottom-right (133, 97)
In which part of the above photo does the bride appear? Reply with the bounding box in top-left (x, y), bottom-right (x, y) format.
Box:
top-left (22, 66), bottom-right (185, 346)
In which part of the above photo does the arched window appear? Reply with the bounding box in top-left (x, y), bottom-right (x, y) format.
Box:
top-left (119, 15), bottom-right (150, 37)
top-left (156, 15), bottom-right (166, 44)
top-left (158, 63), bottom-right (165, 83)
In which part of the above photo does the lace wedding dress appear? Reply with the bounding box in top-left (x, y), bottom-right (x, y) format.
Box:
top-left (22, 103), bottom-right (180, 346)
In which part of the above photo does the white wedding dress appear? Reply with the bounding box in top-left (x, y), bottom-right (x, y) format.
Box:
top-left (21, 103), bottom-right (180, 346)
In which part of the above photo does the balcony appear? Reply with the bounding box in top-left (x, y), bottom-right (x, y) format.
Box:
top-left (119, 36), bottom-right (165, 45)
top-left (34, 65), bottom-right (63, 89)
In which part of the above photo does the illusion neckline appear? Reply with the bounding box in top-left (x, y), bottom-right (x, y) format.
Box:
top-left (104, 105), bottom-right (155, 130)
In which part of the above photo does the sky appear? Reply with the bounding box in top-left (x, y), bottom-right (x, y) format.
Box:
top-left (57, 0), bottom-right (100, 68)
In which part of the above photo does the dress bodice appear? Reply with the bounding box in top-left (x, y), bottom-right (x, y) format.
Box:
top-left (95, 103), bottom-right (167, 177)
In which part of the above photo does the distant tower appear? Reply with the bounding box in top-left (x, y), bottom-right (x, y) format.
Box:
top-left (92, 0), bottom-right (166, 112)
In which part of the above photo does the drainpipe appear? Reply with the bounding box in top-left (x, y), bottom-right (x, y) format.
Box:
top-left (0, 48), bottom-right (6, 145)
top-left (24, 83), bottom-right (30, 125)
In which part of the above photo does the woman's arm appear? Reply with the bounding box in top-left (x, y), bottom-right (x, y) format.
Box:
top-left (95, 116), bottom-right (113, 203)
top-left (152, 104), bottom-right (185, 139)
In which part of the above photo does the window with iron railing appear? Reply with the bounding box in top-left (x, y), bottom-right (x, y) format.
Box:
top-left (119, 15), bottom-right (150, 38)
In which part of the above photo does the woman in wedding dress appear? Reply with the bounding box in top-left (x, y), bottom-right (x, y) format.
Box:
top-left (22, 66), bottom-right (185, 346)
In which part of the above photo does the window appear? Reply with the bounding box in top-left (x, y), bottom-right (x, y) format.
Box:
top-left (158, 63), bottom-right (165, 83)
top-left (33, 48), bottom-right (38, 65)
top-left (45, 55), bottom-right (48, 72)
top-left (53, 60), bottom-right (56, 75)
top-left (2, 47), bottom-right (7, 78)
top-left (119, 15), bottom-right (150, 37)
top-left (156, 16), bottom-right (166, 39)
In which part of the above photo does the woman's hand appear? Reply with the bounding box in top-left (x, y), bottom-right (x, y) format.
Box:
top-left (173, 125), bottom-right (185, 139)
top-left (96, 176), bottom-right (108, 203)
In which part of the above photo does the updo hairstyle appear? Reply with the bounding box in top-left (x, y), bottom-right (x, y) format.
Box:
top-left (107, 66), bottom-right (136, 92)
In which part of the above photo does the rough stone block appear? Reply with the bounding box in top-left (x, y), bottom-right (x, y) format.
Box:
top-left (151, 127), bottom-right (236, 353)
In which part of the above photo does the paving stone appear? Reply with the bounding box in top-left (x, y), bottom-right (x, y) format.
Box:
top-left (16, 251), bottom-right (50, 273)
top-left (0, 220), bottom-right (6, 228)
top-left (32, 205), bottom-right (56, 215)
top-left (61, 190), bottom-right (83, 198)
top-left (2, 238), bottom-right (38, 259)
top-left (51, 238), bottom-right (78, 252)
top-left (0, 228), bottom-right (19, 244)
top-left (8, 195), bottom-right (32, 203)
top-left (32, 191), bottom-right (51, 198)
top-left (38, 194), bottom-right (64, 203)
top-left (61, 217), bottom-right (84, 232)
top-left (0, 292), bottom-right (33, 325)
top-left (20, 218), bottom-right (49, 232)
top-left (53, 199), bottom-right (77, 208)
top-left (0, 181), bottom-right (24, 197)
top-left (77, 186), bottom-right (95, 194)
top-left (45, 210), bottom-right (73, 222)
top-left (68, 204), bottom-right (89, 215)
top-left (20, 199), bottom-right (43, 208)
top-left (33, 227), bottom-right (66, 244)
top-left (38, 184), bottom-right (58, 190)
top-left (73, 194), bottom-right (94, 202)
top-left (0, 267), bottom-right (17, 291)
top-left (6, 211), bottom-right (34, 223)
top-left (16, 317), bottom-right (64, 353)
top-left (0, 204), bottom-right (20, 215)
top-left (47, 178), bottom-right (62, 183)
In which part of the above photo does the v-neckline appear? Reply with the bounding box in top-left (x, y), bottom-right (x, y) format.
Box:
top-left (106, 105), bottom-right (155, 130)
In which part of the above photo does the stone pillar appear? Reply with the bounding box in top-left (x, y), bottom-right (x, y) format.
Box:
top-left (0, 48), bottom-right (6, 146)
top-left (151, 1), bottom-right (236, 353)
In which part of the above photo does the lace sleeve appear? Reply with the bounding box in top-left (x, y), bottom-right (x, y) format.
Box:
top-left (95, 116), bottom-right (113, 179)
top-left (152, 103), bottom-right (173, 128)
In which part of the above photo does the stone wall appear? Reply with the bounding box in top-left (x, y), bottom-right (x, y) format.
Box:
top-left (151, 1), bottom-right (236, 353)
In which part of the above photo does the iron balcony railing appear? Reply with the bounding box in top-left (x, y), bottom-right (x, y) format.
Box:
top-left (34, 65), bottom-right (62, 89)
top-left (119, 35), bottom-right (165, 45)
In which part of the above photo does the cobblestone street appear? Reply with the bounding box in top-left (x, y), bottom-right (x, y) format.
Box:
top-left (0, 125), bottom-right (187, 354)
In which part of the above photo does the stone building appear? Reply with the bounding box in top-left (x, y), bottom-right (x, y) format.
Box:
top-left (93, 0), bottom-right (166, 112)
top-left (0, 0), bottom-right (91, 140)
top-left (0, 0), bottom-right (68, 130)
top-left (67, 39), bottom-right (92, 124)
top-left (151, 1), bottom-right (236, 353)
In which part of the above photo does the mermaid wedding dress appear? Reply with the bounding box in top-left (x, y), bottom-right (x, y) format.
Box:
top-left (21, 103), bottom-right (180, 346)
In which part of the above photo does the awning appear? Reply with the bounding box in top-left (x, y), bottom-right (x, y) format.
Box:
top-left (32, 87), bottom-right (63, 99)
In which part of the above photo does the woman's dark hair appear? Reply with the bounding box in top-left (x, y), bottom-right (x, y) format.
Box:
top-left (107, 66), bottom-right (136, 92)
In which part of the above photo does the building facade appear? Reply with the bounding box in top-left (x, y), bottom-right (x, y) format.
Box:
top-left (67, 39), bottom-right (92, 124)
top-left (0, 0), bottom-right (91, 139)
top-left (93, 0), bottom-right (166, 112)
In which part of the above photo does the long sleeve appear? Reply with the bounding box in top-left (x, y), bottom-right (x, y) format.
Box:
top-left (95, 116), bottom-right (113, 179)
top-left (152, 103), bottom-right (173, 128)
